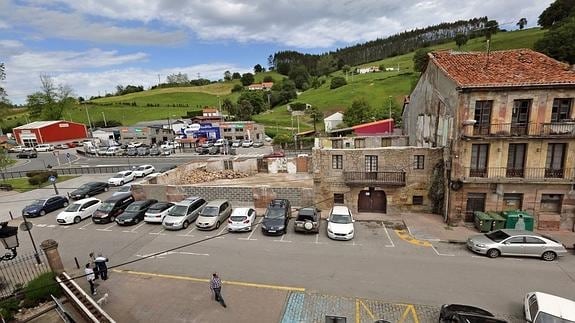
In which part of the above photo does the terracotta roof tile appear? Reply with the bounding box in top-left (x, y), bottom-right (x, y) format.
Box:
top-left (430, 49), bottom-right (575, 88)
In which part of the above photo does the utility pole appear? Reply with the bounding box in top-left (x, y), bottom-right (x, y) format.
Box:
top-left (388, 96), bottom-right (393, 120)
top-left (102, 111), bottom-right (107, 127)
top-left (84, 105), bottom-right (93, 133)
top-left (158, 74), bottom-right (161, 85)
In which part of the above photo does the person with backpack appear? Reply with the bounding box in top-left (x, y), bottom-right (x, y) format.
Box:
top-left (94, 253), bottom-right (109, 280)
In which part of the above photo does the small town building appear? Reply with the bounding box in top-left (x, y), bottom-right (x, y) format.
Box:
top-left (324, 112), bottom-right (344, 132)
top-left (247, 82), bottom-right (274, 91)
top-left (12, 120), bottom-right (88, 146)
top-left (119, 126), bottom-right (151, 144)
top-left (219, 121), bottom-right (265, 141)
top-left (191, 108), bottom-right (224, 124)
top-left (329, 119), bottom-right (395, 137)
top-left (356, 66), bottom-right (380, 74)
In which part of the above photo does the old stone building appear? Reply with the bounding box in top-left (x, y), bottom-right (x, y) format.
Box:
top-left (312, 135), bottom-right (443, 214)
top-left (404, 49), bottom-right (575, 230)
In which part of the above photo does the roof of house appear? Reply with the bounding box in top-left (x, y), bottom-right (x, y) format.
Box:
top-left (351, 118), bottom-right (393, 130)
top-left (430, 49), bottom-right (575, 89)
top-left (324, 112), bottom-right (344, 121)
top-left (13, 121), bottom-right (62, 130)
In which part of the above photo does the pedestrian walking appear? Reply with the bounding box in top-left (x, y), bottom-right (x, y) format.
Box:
top-left (95, 253), bottom-right (109, 280)
top-left (85, 263), bottom-right (97, 295)
top-left (210, 273), bottom-right (226, 308)
top-left (89, 252), bottom-right (99, 280)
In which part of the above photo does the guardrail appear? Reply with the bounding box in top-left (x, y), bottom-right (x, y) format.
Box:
top-left (343, 171), bottom-right (406, 186)
top-left (461, 167), bottom-right (575, 181)
top-left (56, 272), bottom-right (115, 323)
top-left (469, 122), bottom-right (575, 137)
top-left (1, 166), bottom-right (126, 179)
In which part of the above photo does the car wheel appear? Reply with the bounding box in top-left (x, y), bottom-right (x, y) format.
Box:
top-left (486, 249), bottom-right (500, 258)
top-left (542, 251), bottom-right (557, 261)
top-left (110, 216), bottom-right (115, 222)
top-left (74, 216), bottom-right (81, 224)
top-left (85, 194), bottom-right (90, 198)
top-left (120, 181), bottom-right (124, 185)
top-left (63, 201), bottom-right (69, 207)
top-left (134, 218), bottom-right (140, 224)
top-left (182, 220), bottom-right (189, 229)
top-left (216, 221), bottom-right (220, 229)
top-left (104, 187), bottom-right (109, 192)
top-left (39, 210), bottom-right (46, 216)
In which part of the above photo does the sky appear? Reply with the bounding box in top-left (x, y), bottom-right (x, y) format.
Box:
top-left (0, 0), bottom-right (553, 104)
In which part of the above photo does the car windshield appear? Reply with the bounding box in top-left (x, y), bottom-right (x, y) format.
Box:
top-left (168, 205), bottom-right (188, 217)
top-left (541, 235), bottom-right (560, 243)
top-left (147, 205), bottom-right (167, 214)
top-left (125, 204), bottom-right (141, 212)
top-left (230, 216), bottom-right (247, 222)
top-left (31, 199), bottom-right (47, 206)
top-left (201, 206), bottom-right (219, 217)
top-left (98, 202), bottom-right (115, 212)
top-left (265, 208), bottom-right (285, 219)
top-left (65, 203), bottom-right (82, 212)
top-left (113, 174), bottom-right (124, 178)
top-left (77, 184), bottom-right (90, 190)
top-left (118, 186), bottom-right (131, 192)
top-left (330, 213), bottom-right (352, 224)
top-left (297, 209), bottom-right (316, 221)
top-left (485, 230), bottom-right (510, 242)
top-left (535, 312), bottom-right (575, 323)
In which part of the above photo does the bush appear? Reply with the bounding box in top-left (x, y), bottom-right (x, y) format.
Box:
top-left (25, 170), bottom-right (57, 178)
top-left (27, 171), bottom-right (57, 186)
top-left (28, 174), bottom-right (43, 186)
top-left (23, 272), bottom-right (62, 308)
top-left (0, 298), bottom-right (19, 321)
top-left (0, 183), bottom-right (12, 191)
top-left (330, 76), bottom-right (347, 89)
top-left (231, 84), bottom-right (244, 93)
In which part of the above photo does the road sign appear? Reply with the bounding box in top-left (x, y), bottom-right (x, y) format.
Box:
top-left (49, 175), bottom-right (57, 183)
top-left (66, 152), bottom-right (71, 159)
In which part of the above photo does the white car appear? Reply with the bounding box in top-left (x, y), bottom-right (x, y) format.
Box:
top-left (228, 207), bottom-right (257, 232)
top-left (214, 139), bottom-right (225, 147)
top-left (133, 165), bottom-right (155, 177)
top-left (327, 205), bottom-right (355, 241)
top-left (231, 140), bottom-right (241, 148)
top-left (144, 202), bottom-right (175, 223)
top-left (108, 170), bottom-right (135, 186)
top-left (113, 184), bottom-right (133, 196)
top-left (8, 145), bottom-right (26, 153)
top-left (35, 144), bottom-right (54, 152)
top-left (127, 141), bottom-right (142, 148)
top-left (241, 139), bottom-right (253, 147)
top-left (106, 146), bottom-right (124, 156)
top-left (56, 198), bottom-right (101, 224)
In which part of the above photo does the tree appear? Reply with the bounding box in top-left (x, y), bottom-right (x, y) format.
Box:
top-left (224, 70), bottom-right (232, 81)
top-left (316, 55), bottom-right (337, 76)
top-left (454, 33), bottom-right (468, 49)
top-left (26, 75), bottom-right (74, 120)
top-left (254, 64), bottom-right (264, 73)
top-left (231, 84), bottom-right (244, 92)
top-left (267, 55), bottom-right (275, 71)
top-left (538, 0), bottom-right (575, 28)
top-left (166, 72), bottom-right (189, 84)
top-left (306, 106), bottom-right (322, 134)
top-left (517, 18), bottom-right (528, 30)
top-left (484, 20), bottom-right (499, 40)
top-left (288, 65), bottom-right (310, 90)
top-left (535, 16), bottom-right (575, 64)
top-left (0, 148), bottom-right (11, 181)
top-left (273, 133), bottom-right (293, 148)
top-left (232, 72), bottom-right (241, 80)
top-left (413, 48), bottom-right (431, 73)
top-left (221, 98), bottom-right (234, 116)
top-left (329, 76), bottom-right (347, 89)
top-left (236, 99), bottom-right (254, 121)
top-left (240, 73), bottom-right (255, 86)
top-left (263, 76), bottom-right (274, 83)
top-left (343, 99), bottom-right (372, 126)
top-left (26, 92), bottom-right (45, 117)
top-left (237, 90), bottom-right (266, 114)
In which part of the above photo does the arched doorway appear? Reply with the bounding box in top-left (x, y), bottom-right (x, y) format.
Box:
top-left (358, 188), bottom-right (387, 213)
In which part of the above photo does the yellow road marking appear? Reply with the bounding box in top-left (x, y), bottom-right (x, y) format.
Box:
top-left (112, 269), bottom-right (306, 291)
top-left (394, 230), bottom-right (432, 247)
top-left (398, 304), bottom-right (420, 323)
top-left (360, 300), bottom-right (375, 320)
top-left (355, 299), bottom-right (360, 323)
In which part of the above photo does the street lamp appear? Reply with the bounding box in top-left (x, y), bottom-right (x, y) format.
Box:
top-left (0, 222), bottom-right (19, 262)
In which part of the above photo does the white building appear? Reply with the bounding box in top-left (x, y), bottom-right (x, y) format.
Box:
top-left (324, 112), bottom-right (344, 132)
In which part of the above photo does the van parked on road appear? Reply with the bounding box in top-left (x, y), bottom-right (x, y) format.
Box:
top-left (92, 193), bottom-right (135, 224)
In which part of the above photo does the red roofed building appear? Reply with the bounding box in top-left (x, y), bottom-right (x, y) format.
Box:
top-left (13, 120), bottom-right (88, 147)
top-left (404, 49), bottom-right (575, 229)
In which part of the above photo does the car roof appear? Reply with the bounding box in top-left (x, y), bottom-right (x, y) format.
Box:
top-left (232, 207), bottom-right (252, 215)
top-left (104, 192), bottom-right (133, 202)
top-left (176, 196), bottom-right (202, 205)
top-left (75, 197), bottom-right (100, 204)
top-left (150, 202), bottom-right (173, 208)
top-left (531, 292), bottom-right (575, 320)
top-left (500, 229), bottom-right (540, 236)
top-left (298, 207), bottom-right (316, 215)
top-left (206, 199), bottom-right (229, 207)
top-left (331, 205), bottom-right (351, 215)
top-left (87, 181), bottom-right (105, 186)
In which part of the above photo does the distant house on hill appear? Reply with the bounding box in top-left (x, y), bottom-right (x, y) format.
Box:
top-left (356, 66), bottom-right (380, 74)
top-left (248, 82), bottom-right (274, 91)
top-left (324, 112), bottom-right (344, 132)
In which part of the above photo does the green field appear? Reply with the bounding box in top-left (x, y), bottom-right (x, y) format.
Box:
top-left (0, 175), bottom-right (78, 193)
top-left (2, 28), bottom-right (545, 135)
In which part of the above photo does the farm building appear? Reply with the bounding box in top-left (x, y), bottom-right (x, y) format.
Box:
top-left (12, 121), bottom-right (88, 147)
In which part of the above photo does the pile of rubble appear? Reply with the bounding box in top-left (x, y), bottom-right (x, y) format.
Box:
top-left (177, 169), bottom-right (250, 184)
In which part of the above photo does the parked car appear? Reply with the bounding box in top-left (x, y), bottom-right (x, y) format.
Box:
top-left (294, 207), bottom-right (321, 233)
top-left (231, 140), bottom-right (241, 148)
top-left (327, 205), bottom-right (355, 241)
top-left (253, 141), bottom-right (264, 148)
top-left (439, 304), bottom-right (507, 323)
top-left (116, 199), bottom-right (158, 225)
top-left (69, 182), bottom-right (109, 200)
top-left (261, 199), bottom-right (291, 235)
top-left (162, 197), bottom-right (207, 230)
top-left (144, 202), bottom-right (175, 223)
top-left (106, 146), bottom-right (124, 156)
top-left (113, 183), bottom-right (133, 196)
top-left (214, 139), bottom-right (225, 147)
top-left (201, 142), bottom-right (213, 148)
top-left (54, 144), bottom-right (69, 149)
top-left (17, 149), bottom-right (38, 159)
top-left (263, 150), bottom-right (285, 159)
top-left (56, 197), bottom-right (101, 225)
top-left (108, 170), bottom-right (135, 186)
top-left (133, 164), bottom-right (155, 177)
top-left (241, 139), bottom-right (253, 147)
top-left (524, 292), bottom-right (575, 323)
top-left (227, 207), bottom-right (257, 232)
top-left (149, 147), bottom-right (161, 156)
top-left (137, 147), bottom-right (150, 156)
top-left (196, 199), bottom-right (233, 230)
top-left (97, 147), bottom-right (110, 156)
top-left (208, 146), bottom-right (220, 155)
top-left (466, 229), bottom-right (568, 261)
top-left (35, 144), bottom-right (54, 152)
top-left (8, 145), bottom-right (26, 153)
top-left (127, 141), bottom-right (142, 148)
top-left (198, 147), bottom-right (210, 155)
top-left (22, 196), bottom-right (69, 217)
top-left (126, 148), bottom-right (138, 156)
top-left (161, 147), bottom-right (172, 156)
top-left (92, 193), bottom-right (135, 224)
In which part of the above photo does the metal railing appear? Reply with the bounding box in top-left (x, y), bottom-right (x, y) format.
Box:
top-left (461, 167), bottom-right (574, 180)
top-left (470, 121), bottom-right (575, 137)
top-left (0, 251), bottom-right (50, 298)
top-left (343, 171), bottom-right (406, 186)
top-left (1, 166), bottom-right (126, 179)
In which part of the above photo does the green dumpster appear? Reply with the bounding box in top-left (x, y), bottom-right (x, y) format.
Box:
top-left (487, 212), bottom-right (506, 230)
top-left (474, 211), bottom-right (493, 232)
top-left (501, 210), bottom-right (534, 231)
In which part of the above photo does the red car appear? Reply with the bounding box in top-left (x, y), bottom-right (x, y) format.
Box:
top-left (263, 150), bottom-right (285, 158)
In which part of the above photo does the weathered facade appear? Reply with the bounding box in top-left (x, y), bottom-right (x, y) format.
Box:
top-left (312, 136), bottom-right (443, 214)
top-left (405, 49), bottom-right (575, 230)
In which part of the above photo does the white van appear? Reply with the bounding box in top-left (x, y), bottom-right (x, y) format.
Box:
top-left (525, 292), bottom-right (575, 323)
top-left (35, 144), bottom-right (54, 152)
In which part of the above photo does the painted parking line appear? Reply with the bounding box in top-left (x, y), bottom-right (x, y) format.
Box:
top-left (238, 229), bottom-right (257, 241)
top-left (149, 226), bottom-right (167, 235)
top-left (78, 221), bottom-right (93, 230)
top-left (35, 224), bottom-right (47, 227)
top-left (96, 223), bottom-right (115, 232)
top-left (135, 251), bottom-right (210, 259)
top-left (126, 222), bottom-right (146, 233)
top-left (177, 227), bottom-right (196, 237)
top-left (431, 245), bottom-right (455, 257)
top-left (215, 226), bottom-right (227, 239)
top-left (383, 226), bottom-right (395, 248)
top-left (394, 229), bottom-right (432, 247)
top-left (274, 234), bottom-right (292, 243)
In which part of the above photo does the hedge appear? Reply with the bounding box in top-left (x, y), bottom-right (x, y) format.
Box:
top-left (25, 170), bottom-right (58, 178)
top-left (22, 272), bottom-right (62, 308)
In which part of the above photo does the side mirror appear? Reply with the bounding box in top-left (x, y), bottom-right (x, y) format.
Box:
top-left (352, 219), bottom-right (356, 223)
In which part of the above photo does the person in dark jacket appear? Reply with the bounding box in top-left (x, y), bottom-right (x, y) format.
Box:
top-left (89, 252), bottom-right (99, 280)
top-left (94, 253), bottom-right (109, 280)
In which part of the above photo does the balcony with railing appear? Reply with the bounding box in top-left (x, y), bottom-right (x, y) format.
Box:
top-left (466, 122), bottom-right (575, 138)
top-left (461, 167), bottom-right (575, 182)
top-left (343, 171), bottom-right (406, 186)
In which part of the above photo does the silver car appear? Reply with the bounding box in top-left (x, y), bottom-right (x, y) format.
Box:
top-left (467, 229), bottom-right (567, 261)
top-left (195, 199), bottom-right (232, 230)
top-left (162, 197), bottom-right (206, 230)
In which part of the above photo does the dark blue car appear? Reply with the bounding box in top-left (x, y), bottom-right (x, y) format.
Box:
top-left (22, 196), bottom-right (69, 217)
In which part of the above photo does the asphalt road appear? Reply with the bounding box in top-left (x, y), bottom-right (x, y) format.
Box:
top-left (5, 177), bottom-right (574, 319)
